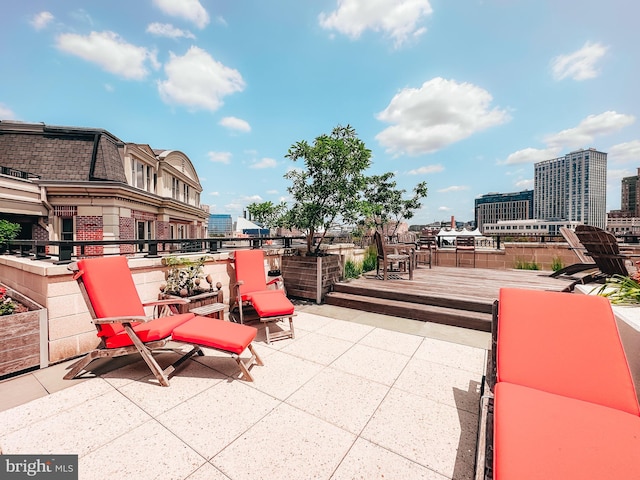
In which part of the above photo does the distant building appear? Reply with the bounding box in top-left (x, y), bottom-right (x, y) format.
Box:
top-left (621, 168), bottom-right (640, 216)
top-left (534, 148), bottom-right (607, 229)
top-left (475, 190), bottom-right (533, 233)
top-left (482, 219), bottom-right (581, 237)
top-left (208, 214), bottom-right (232, 236)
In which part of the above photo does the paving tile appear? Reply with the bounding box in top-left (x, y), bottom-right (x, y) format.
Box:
top-left (246, 350), bottom-right (324, 400)
top-left (358, 327), bottom-right (423, 356)
top-left (191, 345), bottom-right (270, 380)
top-left (394, 356), bottom-right (483, 413)
top-left (286, 367), bottom-right (389, 435)
top-left (212, 403), bottom-right (355, 480)
top-left (185, 462), bottom-right (231, 480)
top-left (117, 361), bottom-right (225, 417)
top-left (0, 374), bottom-right (49, 412)
top-left (292, 311), bottom-right (336, 332)
top-left (0, 378), bottom-right (115, 435)
top-left (414, 337), bottom-right (486, 375)
top-left (0, 390), bottom-right (151, 456)
top-left (315, 318), bottom-right (375, 343)
top-left (361, 388), bottom-right (478, 480)
top-left (331, 437), bottom-right (448, 480)
top-left (280, 331), bottom-right (354, 365)
top-left (329, 343), bottom-right (410, 386)
top-left (158, 380), bottom-right (279, 459)
top-left (80, 419), bottom-right (205, 480)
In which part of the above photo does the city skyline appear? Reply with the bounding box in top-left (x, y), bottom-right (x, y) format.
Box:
top-left (1, 1), bottom-right (638, 223)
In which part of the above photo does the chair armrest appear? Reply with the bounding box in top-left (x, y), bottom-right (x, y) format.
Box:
top-left (94, 315), bottom-right (150, 325)
top-left (266, 276), bottom-right (282, 286)
top-left (142, 298), bottom-right (190, 308)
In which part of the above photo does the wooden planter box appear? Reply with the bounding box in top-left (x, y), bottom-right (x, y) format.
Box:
top-left (0, 286), bottom-right (48, 377)
top-left (160, 290), bottom-right (223, 315)
top-left (281, 254), bottom-right (342, 303)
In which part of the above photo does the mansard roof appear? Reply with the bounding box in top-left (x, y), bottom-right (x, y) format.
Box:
top-left (0, 121), bottom-right (126, 183)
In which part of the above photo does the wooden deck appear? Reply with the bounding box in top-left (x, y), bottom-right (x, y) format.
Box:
top-left (324, 265), bottom-right (579, 332)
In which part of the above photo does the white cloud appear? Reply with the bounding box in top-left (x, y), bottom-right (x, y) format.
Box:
top-left (158, 46), bottom-right (245, 111)
top-left (55, 31), bottom-right (158, 80)
top-left (30, 11), bottom-right (53, 30)
top-left (153, 0), bottom-right (209, 29)
top-left (376, 77), bottom-right (510, 156)
top-left (407, 164), bottom-right (444, 175)
top-left (438, 185), bottom-right (469, 193)
top-left (250, 158), bottom-right (277, 169)
top-left (0, 103), bottom-right (17, 119)
top-left (319, 0), bottom-right (432, 47)
top-left (608, 141), bottom-right (640, 164)
top-left (551, 41), bottom-right (608, 81)
top-left (146, 22), bottom-right (195, 39)
top-left (515, 179), bottom-right (534, 189)
top-left (438, 206), bottom-right (451, 212)
top-left (502, 147), bottom-right (561, 165)
top-left (219, 116), bottom-right (251, 132)
top-left (209, 191), bottom-right (220, 196)
top-left (544, 111), bottom-right (635, 149)
top-left (208, 151), bottom-right (232, 164)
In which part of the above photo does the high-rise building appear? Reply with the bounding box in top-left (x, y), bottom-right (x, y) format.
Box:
top-left (208, 214), bottom-right (232, 236)
top-left (475, 190), bottom-right (533, 232)
top-left (533, 148), bottom-right (607, 229)
top-left (621, 168), bottom-right (640, 216)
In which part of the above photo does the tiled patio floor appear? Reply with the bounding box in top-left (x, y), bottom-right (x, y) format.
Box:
top-left (0, 305), bottom-right (489, 480)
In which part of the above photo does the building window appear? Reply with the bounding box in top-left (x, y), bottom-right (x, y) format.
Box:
top-left (172, 178), bottom-right (179, 200)
top-left (136, 220), bottom-right (153, 252)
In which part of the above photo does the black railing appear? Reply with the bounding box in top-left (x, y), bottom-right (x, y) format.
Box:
top-left (0, 166), bottom-right (39, 180)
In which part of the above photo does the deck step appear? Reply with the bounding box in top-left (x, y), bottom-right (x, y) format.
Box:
top-left (324, 291), bottom-right (492, 332)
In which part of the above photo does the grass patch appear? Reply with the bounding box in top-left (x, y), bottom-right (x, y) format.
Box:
top-left (514, 258), bottom-right (540, 270)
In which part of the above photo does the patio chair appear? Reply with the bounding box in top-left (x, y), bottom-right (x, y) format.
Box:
top-left (231, 249), bottom-right (295, 344)
top-left (565, 224), bottom-right (640, 291)
top-left (455, 236), bottom-right (476, 267)
top-left (373, 231), bottom-right (414, 280)
top-left (66, 256), bottom-right (262, 385)
top-left (549, 226), bottom-right (597, 278)
top-left (416, 233), bottom-right (437, 268)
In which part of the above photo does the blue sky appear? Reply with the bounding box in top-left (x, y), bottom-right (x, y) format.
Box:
top-left (1, 1), bottom-right (638, 225)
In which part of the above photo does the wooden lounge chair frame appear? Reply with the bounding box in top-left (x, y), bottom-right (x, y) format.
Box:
top-left (455, 236), bottom-right (476, 267)
top-left (373, 231), bottom-right (414, 280)
top-left (549, 226), bottom-right (597, 278)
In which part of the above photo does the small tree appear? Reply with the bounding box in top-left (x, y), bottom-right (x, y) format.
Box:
top-left (0, 220), bottom-right (21, 249)
top-left (246, 201), bottom-right (287, 232)
top-left (362, 172), bottom-right (428, 236)
top-left (282, 124), bottom-right (371, 255)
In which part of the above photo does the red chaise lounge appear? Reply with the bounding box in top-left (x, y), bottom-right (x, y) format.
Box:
top-left (476, 288), bottom-right (640, 479)
top-left (65, 256), bottom-right (263, 385)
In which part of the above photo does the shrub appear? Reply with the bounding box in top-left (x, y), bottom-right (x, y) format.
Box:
top-left (0, 220), bottom-right (21, 248)
top-left (344, 259), bottom-right (363, 279)
top-left (362, 245), bottom-right (378, 273)
top-left (551, 256), bottom-right (564, 272)
top-left (514, 258), bottom-right (540, 270)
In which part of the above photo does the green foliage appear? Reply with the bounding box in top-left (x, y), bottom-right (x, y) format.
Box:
top-left (246, 201), bottom-right (287, 230)
top-left (344, 259), bottom-right (363, 279)
top-left (596, 275), bottom-right (640, 304)
top-left (161, 256), bottom-right (213, 296)
top-left (0, 287), bottom-right (17, 316)
top-left (551, 256), bottom-right (564, 272)
top-left (362, 245), bottom-right (378, 273)
top-left (513, 258), bottom-right (540, 270)
top-left (361, 172), bottom-right (428, 236)
top-left (282, 124), bottom-right (371, 255)
top-left (0, 220), bottom-right (21, 247)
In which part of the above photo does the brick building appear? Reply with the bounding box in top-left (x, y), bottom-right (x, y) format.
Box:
top-left (0, 121), bottom-right (208, 256)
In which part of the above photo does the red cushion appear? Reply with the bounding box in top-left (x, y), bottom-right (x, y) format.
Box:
top-left (494, 382), bottom-right (640, 480)
top-left (249, 290), bottom-right (295, 318)
top-left (234, 250), bottom-right (268, 297)
top-left (497, 288), bottom-right (639, 415)
top-left (104, 313), bottom-right (195, 348)
top-left (77, 256), bottom-right (146, 339)
top-left (172, 316), bottom-right (257, 354)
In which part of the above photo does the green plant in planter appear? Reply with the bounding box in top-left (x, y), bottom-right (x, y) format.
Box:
top-left (281, 124), bottom-right (371, 256)
top-left (596, 274), bottom-right (640, 304)
top-left (160, 256), bottom-right (216, 297)
top-left (0, 286), bottom-right (17, 316)
top-left (0, 220), bottom-right (21, 250)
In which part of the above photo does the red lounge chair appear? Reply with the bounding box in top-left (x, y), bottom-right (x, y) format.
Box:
top-left (232, 249), bottom-right (295, 344)
top-left (66, 256), bottom-right (262, 385)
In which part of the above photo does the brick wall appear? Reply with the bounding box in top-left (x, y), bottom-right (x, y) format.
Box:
top-left (76, 216), bottom-right (103, 256)
top-left (119, 216), bottom-right (135, 254)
